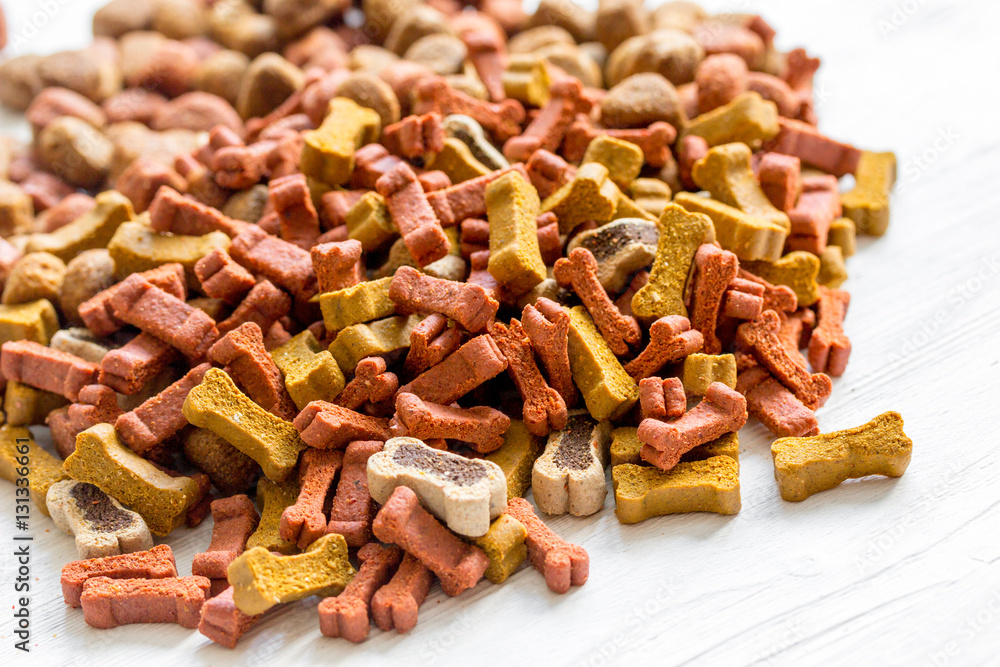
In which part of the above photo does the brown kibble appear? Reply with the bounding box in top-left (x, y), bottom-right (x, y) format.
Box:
top-left (192, 495), bottom-right (260, 580)
top-left (319, 542), bottom-right (403, 642)
top-left (808, 286), bottom-right (851, 377)
top-left (36, 116), bottom-right (112, 189)
top-left (280, 448), bottom-right (343, 550)
top-left (624, 315), bottom-right (704, 381)
top-left (504, 497), bottom-right (588, 594)
top-left (639, 376), bottom-right (686, 421)
top-left (600, 73), bottom-right (685, 130)
top-left (2, 252), bottom-right (66, 306)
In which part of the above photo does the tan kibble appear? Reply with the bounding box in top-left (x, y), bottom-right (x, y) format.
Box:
top-left (600, 73), bottom-right (686, 130)
top-left (152, 0), bottom-right (209, 40)
top-left (0, 55), bottom-right (45, 111)
top-left (93, 0), bottom-right (156, 38)
top-left (363, 0), bottom-right (422, 43)
top-left (527, 0), bottom-right (595, 43)
top-left (58, 249), bottom-right (116, 326)
top-left (237, 53), bottom-right (306, 120)
top-left (384, 5), bottom-right (454, 56)
top-left (37, 49), bottom-right (121, 104)
top-left (536, 44), bottom-right (603, 89)
top-left (508, 26), bottom-right (576, 55)
top-left (404, 34), bottom-right (468, 76)
top-left (1, 253), bottom-right (66, 306)
top-left (347, 45), bottom-right (400, 73)
top-left (209, 2), bottom-right (280, 58)
top-left (335, 73), bottom-right (401, 128)
top-left (36, 116), bottom-right (113, 189)
top-left (0, 180), bottom-right (34, 237)
top-left (194, 50), bottom-right (251, 107)
top-left (606, 29), bottom-right (704, 87)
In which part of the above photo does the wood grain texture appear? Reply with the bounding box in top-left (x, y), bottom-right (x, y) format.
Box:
top-left (3, 0), bottom-right (1000, 665)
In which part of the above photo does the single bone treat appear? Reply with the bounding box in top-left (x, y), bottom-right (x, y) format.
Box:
top-left (443, 114), bottom-right (509, 171)
top-left (61, 544), bottom-right (178, 608)
top-left (247, 478), bottom-right (300, 555)
top-left (46, 480), bottom-right (154, 559)
top-left (691, 142), bottom-right (789, 231)
top-left (368, 437), bottom-right (507, 537)
top-left (532, 411), bottom-right (612, 516)
top-left (624, 315), bottom-right (704, 381)
top-left (505, 497), bottom-right (588, 594)
top-left (521, 298), bottom-right (577, 408)
top-left (683, 92), bottom-right (779, 148)
top-left (198, 586), bottom-right (266, 649)
top-left (673, 192), bottom-right (787, 263)
top-left (0, 340), bottom-right (99, 401)
top-left (99, 333), bottom-right (178, 395)
top-left (115, 363), bottom-right (210, 454)
top-left (771, 411), bottom-right (913, 502)
top-left (489, 317), bottom-right (568, 437)
top-left (270, 330), bottom-right (346, 410)
top-left (688, 244), bottom-right (740, 354)
top-left (808, 285), bottom-right (851, 376)
top-left (280, 448), bottom-right (343, 550)
top-left (541, 162), bottom-right (619, 234)
top-left (301, 97), bottom-right (382, 186)
top-left (293, 401), bottom-right (391, 449)
top-left (183, 368), bottom-right (306, 482)
top-left (473, 513), bottom-right (528, 584)
top-left (612, 456), bottom-right (741, 523)
top-left (229, 225), bottom-right (318, 301)
top-left (81, 576), bottom-right (211, 629)
top-left (405, 313), bottom-right (463, 375)
top-left (217, 279), bottom-right (292, 337)
top-left (737, 366), bottom-right (819, 438)
top-left (399, 334), bottom-right (508, 405)
top-left (565, 305), bottom-right (639, 421)
top-left (312, 240), bottom-right (364, 294)
top-left (376, 162), bottom-right (450, 267)
top-left (319, 276), bottom-right (397, 331)
top-left (640, 377), bottom-right (687, 421)
top-left (485, 170), bottom-right (547, 295)
top-left (335, 356), bottom-right (398, 411)
top-left (389, 265), bottom-right (498, 332)
top-left (192, 495), bottom-right (260, 580)
top-left (632, 204), bottom-right (714, 319)
top-left (373, 485), bottom-right (489, 596)
top-left (383, 112), bottom-right (446, 159)
top-left (756, 152), bottom-right (802, 212)
top-left (228, 533), bottom-right (356, 616)
top-left (329, 314), bottom-right (425, 373)
top-left (841, 151), bottom-right (896, 236)
top-left (209, 322), bottom-right (298, 421)
top-left (195, 249), bottom-right (255, 305)
top-left (392, 392), bottom-right (511, 453)
top-left (736, 310), bottom-right (832, 410)
top-left (319, 542), bottom-right (403, 642)
top-left (328, 440), bottom-right (383, 546)
top-left (638, 382), bottom-right (748, 471)
top-left (555, 247), bottom-right (641, 356)
top-left (566, 219), bottom-right (659, 293)
top-left (682, 353), bottom-right (738, 395)
top-left (764, 117), bottom-right (861, 177)
top-left (370, 552), bottom-right (433, 634)
top-left (64, 424), bottom-right (204, 536)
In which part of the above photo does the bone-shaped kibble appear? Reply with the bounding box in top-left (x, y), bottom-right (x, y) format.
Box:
top-left (424, 164), bottom-right (528, 227)
top-left (301, 97), bottom-right (381, 186)
top-left (489, 318), bottom-right (568, 437)
top-left (109, 273), bottom-right (219, 361)
top-left (525, 148), bottom-right (576, 199)
top-left (183, 368), bottom-right (305, 482)
top-left (246, 478), bottom-right (299, 555)
top-left (370, 552), bottom-right (433, 634)
top-left (504, 497), bottom-right (588, 594)
top-left (639, 377), bottom-right (687, 421)
top-left (61, 544), bottom-right (177, 608)
top-left (532, 411), bottom-right (612, 517)
top-left (689, 244), bottom-right (740, 354)
top-left (217, 279), bottom-right (292, 337)
top-left (293, 401), bottom-right (391, 449)
top-left (682, 353), bottom-right (738, 396)
top-left (46, 480), bottom-right (153, 559)
top-left (692, 142), bottom-right (790, 231)
top-left (564, 305), bottom-right (639, 421)
top-left (350, 144), bottom-right (405, 190)
top-left (0, 425), bottom-right (64, 515)
top-left (474, 514), bottom-right (527, 584)
top-left (503, 77), bottom-right (591, 162)
top-left (736, 310), bottom-right (831, 410)
top-left (229, 225), bottom-right (318, 301)
top-left (555, 247), bottom-right (640, 356)
top-left (209, 322), bottom-right (298, 421)
top-left (785, 175), bottom-right (841, 255)
top-left (345, 191), bottom-right (395, 252)
top-left (540, 162), bottom-right (619, 234)
top-left (99, 332), bottom-right (178, 395)
top-left (198, 586), bottom-right (265, 649)
top-left (270, 173), bottom-right (320, 250)
top-left (624, 315), bottom-right (704, 381)
top-left (368, 436), bottom-right (507, 537)
top-left (581, 135), bottom-right (645, 190)
top-left (771, 411), bottom-right (912, 501)
top-left (392, 392), bottom-right (510, 453)
top-left (521, 298), bottom-right (578, 408)
top-left (1, 340), bottom-right (99, 401)
top-left (841, 151), bottom-right (896, 236)
top-left (311, 239), bottom-right (363, 294)
top-left (485, 169), bottom-right (547, 295)
top-left (376, 162), bottom-right (450, 268)
top-left (116, 363), bottom-right (210, 454)
top-left (414, 77), bottom-right (525, 143)
top-left (329, 314), bottom-right (424, 373)
top-left (399, 334), bottom-right (508, 405)
top-left (26, 189), bottom-right (133, 262)
top-left (638, 382), bottom-right (748, 471)
top-left (404, 313), bottom-right (464, 375)
top-left (228, 533), bottom-right (356, 616)
top-left (270, 330), bottom-right (346, 410)
top-left (721, 276), bottom-right (765, 320)
top-left (683, 92), bottom-right (778, 148)
top-left (383, 112), bottom-right (445, 159)
top-left (194, 249), bottom-right (255, 305)
top-left (335, 356), bottom-right (398, 411)
top-left (612, 457), bottom-right (741, 523)
top-left (79, 263), bottom-right (186, 337)
top-left (0, 300), bottom-right (56, 347)
top-left (81, 575), bottom-right (210, 629)
top-left (372, 485), bottom-right (489, 596)
top-left (148, 186), bottom-right (245, 238)
top-left (107, 221), bottom-right (229, 288)
top-left (327, 440), bottom-right (382, 546)
top-left (389, 265), bottom-right (498, 332)
top-left (808, 286), bottom-right (851, 376)
top-left (673, 192), bottom-right (787, 263)
top-left (764, 116), bottom-right (861, 177)
top-left (192, 495), bottom-right (260, 581)
top-left (756, 152), bottom-right (801, 212)
top-left (737, 366), bottom-right (819, 438)
top-left (319, 276), bottom-right (397, 332)
top-left (64, 424), bottom-right (204, 535)
top-left (426, 136), bottom-right (492, 185)
top-left (631, 203), bottom-right (714, 319)
top-left (318, 542), bottom-right (403, 642)
top-left (443, 114), bottom-right (509, 171)
top-left (279, 448), bottom-right (343, 550)
top-left (562, 119), bottom-right (676, 167)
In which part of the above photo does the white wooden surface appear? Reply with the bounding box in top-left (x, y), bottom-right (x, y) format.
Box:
top-left (2, 1), bottom-right (1000, 665)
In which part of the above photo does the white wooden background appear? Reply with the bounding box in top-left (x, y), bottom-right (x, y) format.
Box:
top-left (2, 0), bottom-right (999, 665)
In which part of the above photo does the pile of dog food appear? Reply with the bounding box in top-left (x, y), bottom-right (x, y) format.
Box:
top-left (0, 0), bottom-right (912, 649)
